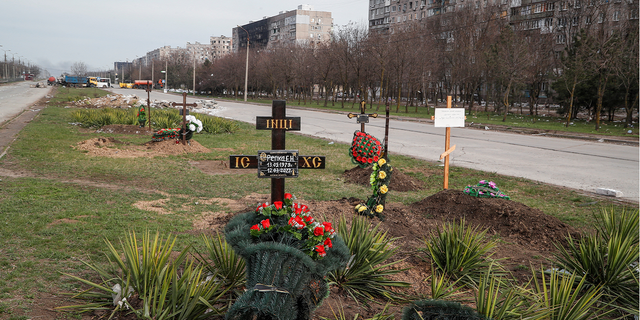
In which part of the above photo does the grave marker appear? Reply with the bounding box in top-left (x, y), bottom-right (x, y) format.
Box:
top-left (347, 100), bottom-right (378, 133)
top-left (171, 92), bottom-right (197, 145)
top-left (433, 96), bottom-right (465, 189)
top-left (229, 100), bottom-right (326, 203)
top-left (145, 85), bottom-right (152, 130)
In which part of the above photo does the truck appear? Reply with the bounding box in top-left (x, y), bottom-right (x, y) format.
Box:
top-left (119, 80), bottom-right (134, 89)
top-left (60, 75), bottom-right (98, 87)
top-left (133, 80), bottom-right (153, 89)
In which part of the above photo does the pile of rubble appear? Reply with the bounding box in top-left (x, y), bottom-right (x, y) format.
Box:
top-left (29, 82), bottom-right (47, 88)
top-left (71, 93), bottom-right (220, 115)
top-left (72, 94), bottom-right (140, 108)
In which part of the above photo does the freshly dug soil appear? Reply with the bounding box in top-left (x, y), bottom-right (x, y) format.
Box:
top-left (342, 165), bottom-right (426, 192)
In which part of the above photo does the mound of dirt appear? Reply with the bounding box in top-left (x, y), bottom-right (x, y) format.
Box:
top-left (74, 137), bottom-right (210, 158)
top-left (343, 166), bottom-right (426, 192)
top-left (410, 189), bottom-right (580, 250)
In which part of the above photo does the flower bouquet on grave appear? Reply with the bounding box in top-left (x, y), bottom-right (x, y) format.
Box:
top-left (136, 104), bottom-right (147, 127)
top-left (463, 180), bottom-right (510, 200)
top-left (355, 157), bottom-right (393, 220)
top-left (224, 193), bottom-right (350, 320)
top-left (151, 115), bottom-right (203, 143)
top-left (349, 130), bottom-right (384, 168)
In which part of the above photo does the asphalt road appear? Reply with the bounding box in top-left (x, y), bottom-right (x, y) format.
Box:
top-left (6, 86), bottom-right (639, 203)
top-left (0, 81), bottom-right (51, 125)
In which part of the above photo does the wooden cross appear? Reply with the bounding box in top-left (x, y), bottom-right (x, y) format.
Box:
top-left (171, 92), bottom-right (197, 145)
top-left (229, 100), bottom-right (326, 204)
top-left (347, 100), bottom-right (378, 133)
top-left (436, 96), bottom-right (463, 189)
top-left (145, 85), bottom-right (152, 130)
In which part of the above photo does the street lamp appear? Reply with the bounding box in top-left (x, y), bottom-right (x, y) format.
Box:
top-left (238, 25), bottom-right (249, 102)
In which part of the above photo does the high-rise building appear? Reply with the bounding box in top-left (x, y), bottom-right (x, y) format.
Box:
top-left (210, 36), bottom-right (233, 60)
top-left (232, 5), bottom-right (333, 52)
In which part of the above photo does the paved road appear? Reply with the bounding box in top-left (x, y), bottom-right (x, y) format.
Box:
top-left (0, 81), bottom-right (51, 125)
top-left (117, 89), bottom-right (640, 202)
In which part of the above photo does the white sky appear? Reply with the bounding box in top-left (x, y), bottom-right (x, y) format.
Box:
top-left (0, 0), bottom-right (368, 76)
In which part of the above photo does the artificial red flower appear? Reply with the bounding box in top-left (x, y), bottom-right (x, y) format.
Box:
top-left (260, 219), bottom-right (270, 229)
top-left (273, 201), bottom-right (283, 210)
top-left (324, 238), bottom-right (333, 248)
top-left (373, 156), bottom-right (379, 162)
top-left (304, 215), bottom-right (315, 224)
top-left (250, 224), bottom-right (259, 231)
top-left (314, 226), bottom-right (324, 236)
top-left (323, 222), bottom-right (332, 232)
top-left (368, 158), bottom-right (374, 164)
top-left (301, 204), bottom-right (309, 213)
top-left (315, 245), bottom-right (326, 257)
top-left (284, 193), bottom-right (293, 200)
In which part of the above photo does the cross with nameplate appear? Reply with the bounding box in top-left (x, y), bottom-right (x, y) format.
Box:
top-left (171, 92), bottom-right (197, 145)
top-left (347, 100), bottom-right (378, 133)
top-left (145, 85), bottom-right (152, 130)
top-left (229, 100), bottom-right (326, 204)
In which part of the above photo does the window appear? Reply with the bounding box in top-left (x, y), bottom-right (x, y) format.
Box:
top-left (392, 5), bottom-right (396, 11)
top-left (598, 12), bottom-right (604, 23)
top-left (534, 3), bottom-right (542, 12)
top-left (572, 16), bottom-right (579, 25)
top-left (511, 7), bottom-right (519, 15)
top-left (630, 10), bottom-right (639, 19)
top-left (558, 17), bottom-right (567, 26)
top-left (613, 10), bottom-right (620, 21)
top-left (586, 15), bottom-right (592, 24)
top-left (310, 33), bottom-right (314, 38)
top-left (546, 2), bottom-right (555, 10)
top-left (544, 17), bottom-right (553, 26)
top-left (574, 0), bottom-right (581, 7)
top-left (556, 33), bottom-right (566, 43)
top-left (409, 1), bottom-right (413, 8)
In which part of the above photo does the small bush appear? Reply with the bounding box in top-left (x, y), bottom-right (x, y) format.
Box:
top-left (327, 216), bottom-right (410, 306)
top-left (423, 219), bottom-right (502, 286)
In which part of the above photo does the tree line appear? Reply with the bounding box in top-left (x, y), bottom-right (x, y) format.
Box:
top-left (132, 3), bottom-right (639, 129)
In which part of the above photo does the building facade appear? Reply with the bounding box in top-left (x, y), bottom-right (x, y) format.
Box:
top-left (232, 5), bottom-right (333, 52)
top-left (210, 35), bottom-right (233, 60)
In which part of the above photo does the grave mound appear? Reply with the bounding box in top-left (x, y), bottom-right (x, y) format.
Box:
top-left (409, 189), bottom-right (581, 250)
top-left (342, 166), bottom-right (426, 192)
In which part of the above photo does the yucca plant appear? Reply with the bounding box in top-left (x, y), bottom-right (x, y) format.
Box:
top-left (320, 302), bottom-right (395, 320)
top-left (327, 216), bottom-right (411, 307)
top-left (529, 268), bottom-right (605, 320)
top-left (423, 219), bottom-right (502, 287)
top-left (200, 115), bottom-right (240, 134)
top-left (553, 207), bottom-right (639, 315)
top-left (58, 230), bottom-right (229, 319)
top-left (474, 263), bottom-right (537, 320)
top-left (197, 233), bottom-right (246, 299)
top-left (426, 261), bottom-right (465, 301)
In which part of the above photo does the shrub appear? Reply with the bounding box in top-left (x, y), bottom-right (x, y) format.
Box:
top-left (553, 207), bottom-right (639, 315)
top-left (327, 216), bottom-right (410, 306)
top-left (423, 219), bottom-right (502, 287)
top-left (58, 231), bottom-right (229, 320)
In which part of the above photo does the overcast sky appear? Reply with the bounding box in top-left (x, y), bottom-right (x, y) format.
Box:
top-left (1, 0), bottom-right (368, 76)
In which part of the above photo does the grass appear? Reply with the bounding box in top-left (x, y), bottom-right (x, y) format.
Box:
top-left (212, 95), bottom-right (639, 138)
top-left (0, 92), bottom-right (637, 318)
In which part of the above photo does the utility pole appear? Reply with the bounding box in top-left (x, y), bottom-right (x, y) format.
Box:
top-left (193, 50), bottom-right (196, 96)
top-left (238, 26), bottom-right (249, 102)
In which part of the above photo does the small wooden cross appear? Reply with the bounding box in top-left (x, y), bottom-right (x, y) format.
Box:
top-left (171, 92), bottom-right (197, 145)
top-left (229, 100), bottom-right (326, 204)
top-left (347, 100), bottom-right (378, 133)
top-left (145, 85), bottom-right (152, 130)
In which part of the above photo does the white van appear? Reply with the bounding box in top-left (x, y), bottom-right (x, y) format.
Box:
top-left (96, 77), bottom-right (111, 88)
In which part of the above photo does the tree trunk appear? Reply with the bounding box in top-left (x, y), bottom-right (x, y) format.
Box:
top-left (502, 81), bottom-right (511, 122)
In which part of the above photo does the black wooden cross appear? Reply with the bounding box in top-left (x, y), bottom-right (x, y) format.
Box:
top-left (229, 100), bottom-right (326, 204)
top-left (171, 92), bottom-right (197, 145)
top-left (347, 100), bottom-right (378, 133)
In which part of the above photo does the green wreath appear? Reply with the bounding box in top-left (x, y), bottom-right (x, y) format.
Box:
top-left (354, 157), bottom-right (392, 220)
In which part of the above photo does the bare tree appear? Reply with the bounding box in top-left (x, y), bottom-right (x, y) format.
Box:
top-left (70, 61), bottom-right (88, 76)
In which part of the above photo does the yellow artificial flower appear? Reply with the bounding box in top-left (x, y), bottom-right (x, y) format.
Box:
top-left (378, 171), bottom-right (387, 179)
top-left (358, 205), bottom-right (367, 212)
top-left (379, 185), bottom-right (388, 194)
top-left (378, 158), bottom-right (386, 166)
top-left (375, 204), bottom-right (384, 213)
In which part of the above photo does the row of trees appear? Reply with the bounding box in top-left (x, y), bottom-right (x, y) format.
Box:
top-left (124, 2), bottom-right (639, 129)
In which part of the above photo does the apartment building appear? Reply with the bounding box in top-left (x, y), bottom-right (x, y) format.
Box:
top-left (232, 5), bottom-right (333, 52)
top-left (211, 36), bottom-right (232, 60)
